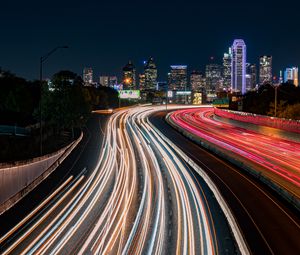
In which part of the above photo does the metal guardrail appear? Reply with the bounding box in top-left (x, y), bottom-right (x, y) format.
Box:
top-left (0, 125), bottom-right (30, 136)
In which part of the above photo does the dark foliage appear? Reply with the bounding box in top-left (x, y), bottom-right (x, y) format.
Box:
top-left (0, 71), bottom-right (40, 126)
top-left (242, 83), bottom-right (300, 117)
top-left (0, 69), bottom-right (119, 160)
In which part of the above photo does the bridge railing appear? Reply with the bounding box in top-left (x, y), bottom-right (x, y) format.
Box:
top-left (0, 132), bottom-right (83, 215)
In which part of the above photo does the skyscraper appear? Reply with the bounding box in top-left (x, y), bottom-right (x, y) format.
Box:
top-left (144, 57), bottom-right (157, 90)
top-left (122, 61), bottom-right (136, 90)
top-left (83, 67), bottom-right (93, 85)
top-left (190, 70), bottom-right (204, 91)
top-left (169, 65), bottom-right (188, 91)
top-left (284, 67), bottom-right (298, 86)
top-left (259, 56), bottom-right (272, 85)
top-left (205, 64), bottom-right (222, 92)
top-left (231, 39), bottom-right (246, 94)
top-left (223, 48), bottom-right (232, 89)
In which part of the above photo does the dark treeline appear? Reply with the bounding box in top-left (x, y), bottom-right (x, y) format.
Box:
top-left (242, 83), bottom-right (300, 120)
top-left (0, 69), bottom-right (118, 161)
top-left (0, 70), bottom-right (40, 126)
top-left (0, 70), bottom-right (118, 128)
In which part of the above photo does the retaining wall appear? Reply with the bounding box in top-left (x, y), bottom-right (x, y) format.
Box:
top-left (0, 132), bottom-right (83, 214)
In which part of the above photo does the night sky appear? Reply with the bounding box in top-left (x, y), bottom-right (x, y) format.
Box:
top-left (1, 0), bottom-right (300, 81)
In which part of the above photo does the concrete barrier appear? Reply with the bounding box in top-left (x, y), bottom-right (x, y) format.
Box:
top-left (214, 108), bottom-right (300, 133)
top-left (0, 132), bottom-right (83, 215)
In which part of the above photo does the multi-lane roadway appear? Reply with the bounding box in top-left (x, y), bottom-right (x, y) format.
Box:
top-left (168, 107), bottom-right (300, 199)
top-left (150, 107), bottom-right (300, 254)
top-left (0, 106), bottom-right (239, 254)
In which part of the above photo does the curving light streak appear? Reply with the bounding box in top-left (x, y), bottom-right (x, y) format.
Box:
top-left (169, 108), bottom-right (300, 198)
top-left (2, 105), bottom-right (241, 255)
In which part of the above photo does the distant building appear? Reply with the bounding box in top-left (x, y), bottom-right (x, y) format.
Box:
top-left (259, 56), bottom-right (272, 85)
top-left (205, 64), bottom-right (222, 92)
top-left (122, 61), bottom-right (136, 90)
top-left (246, 63), bottom-right (257, 90)
top-left (223, 48), bottom-right (232, 89)
top-left (99, 76), bottom-right (109, 87)
top-left (83, 67), bottom-right (93, 85)
top-left (144, 57), bottom-right (157, 90)
top-left (279, 70), bottom-right (283, 84)
top-left (231, 39), bottom-right (246, 94)
top-left (249, 64), bottom-right (257, 88)
top-left (190, 70), bottom-right (205, 91)
top-left (245, 74), bottom-right (252, 91)
top-left (169, 65), bottom-right (188, 91)
top-left (109, 76), bottom-right (118, 87)
top-left (99, 76), bottom-right (118, 87)
top-left (284, 67), bottom-right (298, 86)
top-left (139, 73), bottom-right (146, 90)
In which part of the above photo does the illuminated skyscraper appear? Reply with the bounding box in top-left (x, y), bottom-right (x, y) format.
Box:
top-left (144, 57), bottom-right (157, 90)
top-left (231, 39), bottom-right (246, 94)
top-left (259, 56), bottom-right (272, 85)
top-left (284, 67), bottom-right (298, 86)
top-left (205, 64), bottom-right (222, 92)
top-left (122, 61), bottom-right (136, 90)
top-left (83, 67), bottom-right (93, 85)
top-left (169, 65), bottom-right (188, 91)
top-left (190, 70), bottom-right (205, 91)
top-left (223, 48), bottom-right (232, 89)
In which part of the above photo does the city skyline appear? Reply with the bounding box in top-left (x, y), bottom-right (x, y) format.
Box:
top-left (1, 1), bottom-right (300, 81)
top-left (1, 1), bottom-right (300, 254)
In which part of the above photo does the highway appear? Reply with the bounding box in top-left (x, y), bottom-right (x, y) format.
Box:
top-left (168, 107), bottom-right (300, 199)
top-left (149, 109), bottom-right (300, 254)
top-left (0, 106), bottom-right (239, 254)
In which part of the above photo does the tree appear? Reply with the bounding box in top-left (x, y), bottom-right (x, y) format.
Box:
top-left (45, 70), bottom-right (91, 134)
top-left (279, 103), bottom-right (300, 120)
top-left (0, 70), bottom-right (39, 125)
top-left (242, 83), bottom-right (300, 116)
top-left (267, 100), bottom-right (287, 117)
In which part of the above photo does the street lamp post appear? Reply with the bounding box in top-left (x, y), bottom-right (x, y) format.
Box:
top-left (39, 46), bottom-right (68, 156)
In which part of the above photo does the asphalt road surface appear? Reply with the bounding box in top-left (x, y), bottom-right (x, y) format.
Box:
top-left (149, 109), bottom-right (300, 255)
top-left (0, 106), bottom-right (237, 255)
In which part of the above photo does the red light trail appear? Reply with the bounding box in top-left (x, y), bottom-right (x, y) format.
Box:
top-left (169, 108), bottom-right (300, 198)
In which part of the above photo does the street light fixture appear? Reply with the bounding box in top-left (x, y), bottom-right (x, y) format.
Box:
top-left (39, 46), bottom-right (69, 156)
